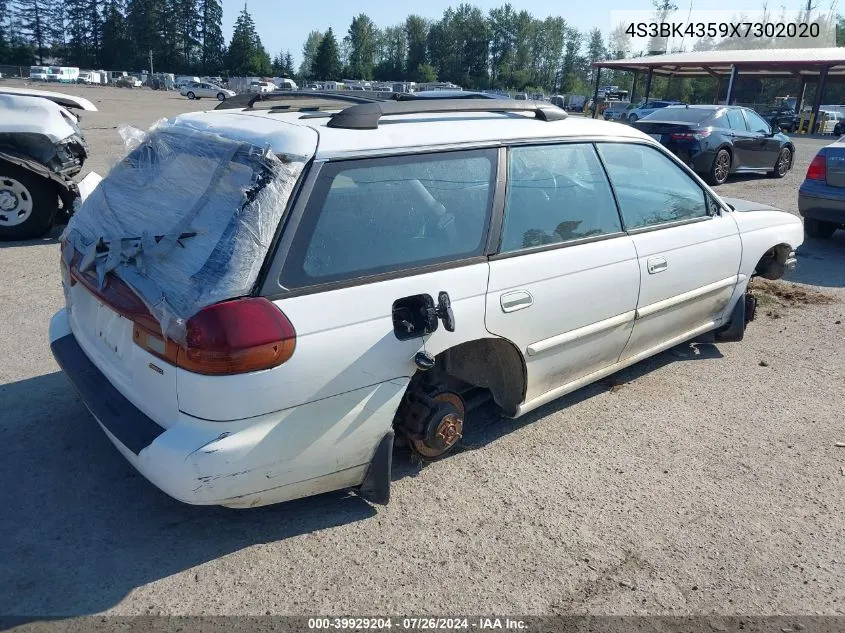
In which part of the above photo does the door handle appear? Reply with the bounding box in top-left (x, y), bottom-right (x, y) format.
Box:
top-left (647, 257), bottom-right (668, 274)
top-left (500, 290), bottom-right (533, 313)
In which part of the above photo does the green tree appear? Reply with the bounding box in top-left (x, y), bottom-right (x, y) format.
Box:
top-left (489, 4), bottom-right (516, 87)
top-left (299, 29), bottom-right (321, 79)
top-left (585, 27), bottom-right (606, 84)
top-left (345, 13), bottom-right (377, 79)
top-left (312, 27), bottom-right (341, 80)
top-left (559, 27), bottom-right (583, 93)
top-left (126, 0), bottom-right (166, 70)
top-left (415, 62), bottom-right (436, 82)
top-left (282, 50), bottom-right (295, 77)
top-left (198, 0), bottom-right (223, 73)
top-left (100, 0), bottom-right (132, 68)
top-left (225, 5), bottom-right (270, 76)
top-left (373, 24), bottom-right (405, 80)
top-left (13, 0), bottom-right (60, 64)
top-left (404, 15), bottom-right (428, 81)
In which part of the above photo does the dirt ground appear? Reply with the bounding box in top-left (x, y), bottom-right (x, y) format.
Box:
top-left (0, 81), bottom-right (843, 618)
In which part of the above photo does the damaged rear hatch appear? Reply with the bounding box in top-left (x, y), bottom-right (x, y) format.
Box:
top-left (61, 116), bottom-right (316, 427)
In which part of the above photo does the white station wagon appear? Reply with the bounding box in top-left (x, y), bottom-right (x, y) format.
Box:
top-left (50, 97), bottom-right (803, 508)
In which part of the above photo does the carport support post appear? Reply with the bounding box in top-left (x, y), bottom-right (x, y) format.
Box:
top-left (591, 66), bottom-right (601, 118)
top-left (630, 72), bottom-right (638, 103)
top-left (796, 77), bottom-right (807, 113)
top-left (643, 68), bottom-right (653, 102)
top-left (725, 64), bottom-right (738, 105)
top-left (810, 66), bottom-right (829, 134)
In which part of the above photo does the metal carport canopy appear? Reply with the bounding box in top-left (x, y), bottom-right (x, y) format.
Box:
top-left (592, 47), bottom-right (845, 78)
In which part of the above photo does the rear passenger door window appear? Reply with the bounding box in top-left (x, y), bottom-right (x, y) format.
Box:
top-left (500, 143), bottom-right (622, 253)
top-left (726, 109), bottom-right (747, 131)
top-left (597, 143), bottom-right (708, 230)
top-left (282, 149), bottom-right (496, 288)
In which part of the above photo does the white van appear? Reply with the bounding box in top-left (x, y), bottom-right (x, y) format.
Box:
top-left (29, 66), bottom-right (49, 81)
top-left (47, 67), bottom-right (80, 83)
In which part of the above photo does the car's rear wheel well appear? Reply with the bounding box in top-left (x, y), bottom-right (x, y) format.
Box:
top-left (400, 337), bottom-right (526, 417)
top-left (754, 243), bottom-right (794, 280)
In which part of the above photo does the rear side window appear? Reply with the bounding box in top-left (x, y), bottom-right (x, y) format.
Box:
top-left (744, 110), bottom-right (771, 134)
top-left (500, 144), bottom-right (622, 253)
top-left (282, 150), bottom-right (496, 287)
top-left (597, 143), bottom-right (708, 230)
top-left (726, 109), bottom-right (747, 131)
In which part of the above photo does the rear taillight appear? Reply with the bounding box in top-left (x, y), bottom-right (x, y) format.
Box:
top-left (670, 130), bottom-right (711, 140)
top-left (134, 297), bottom-right (296, 375)
top-left (807, 154), bottom-right (826, 181)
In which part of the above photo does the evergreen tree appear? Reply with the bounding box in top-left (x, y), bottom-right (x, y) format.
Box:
top-left (312, 27), bottom-right (340, 80)
top-left (282, 50), bottom-right (295, 77)
top-left (225, 5), bottom-right (269, 76)
top-left (100, 0), bottom-right (131, 68)
top-left (13, 0), bottom-right (59, 64)
top-left (198, 0), bottom-right (223, 73)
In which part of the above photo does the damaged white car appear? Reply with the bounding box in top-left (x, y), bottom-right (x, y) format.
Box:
top-left (50, 96), bottom-right (803, 508)
top-left (0, 87), bottom-right (96, 239)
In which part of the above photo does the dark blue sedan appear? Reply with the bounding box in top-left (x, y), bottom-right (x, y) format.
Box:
top-left (798, 140), bottom-right (845, 238)
top-left (633, 105), bottom-right (794, 185)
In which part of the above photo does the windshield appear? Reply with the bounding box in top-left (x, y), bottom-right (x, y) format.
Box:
top-left (63, 125), bottom-right (305, 341)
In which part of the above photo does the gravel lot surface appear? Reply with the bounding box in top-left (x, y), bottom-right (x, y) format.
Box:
top-left (0, 83), bottom-right (843, 617)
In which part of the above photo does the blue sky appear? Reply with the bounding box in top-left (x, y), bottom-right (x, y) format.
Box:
top-left (224, 0), bottom-right (815, 65)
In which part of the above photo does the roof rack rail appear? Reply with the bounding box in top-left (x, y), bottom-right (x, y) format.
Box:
top-left (214, 90), bottom-right (387, 111)
top-left (326, 99), bottom-right (567, 129)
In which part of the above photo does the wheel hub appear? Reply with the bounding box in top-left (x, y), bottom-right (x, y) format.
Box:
top-left (0, 190), bottom-right (15, 211)
top-left (0, 177), bottom-right (33, 227)
top-left (407, 391), bottom-right (465, 459)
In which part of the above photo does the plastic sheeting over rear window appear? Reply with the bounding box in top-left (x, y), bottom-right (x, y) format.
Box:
top-left (62, 122), bottom-right (305, 342)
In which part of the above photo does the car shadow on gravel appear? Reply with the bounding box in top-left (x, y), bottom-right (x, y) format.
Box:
top-left (2, 342), bottom-right (722, 618)
top-left (0, 224), bottom-right (64, 248)
top-left (399, 341), bottom-right (724, 469)
top-left (0, 371), bottom-right (377, 618)
top-left (788, 235), bottom-right (845, 288)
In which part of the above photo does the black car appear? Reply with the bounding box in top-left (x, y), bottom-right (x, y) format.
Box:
top-left (766, 108), bottom-right (799, 133)
top-left (632, 105), bottom-right (794, 185)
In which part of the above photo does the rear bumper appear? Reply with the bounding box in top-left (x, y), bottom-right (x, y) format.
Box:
top-left (49, 308), bottom-right (388, 508)
top-left (798, 189), bottom-right (845, 225)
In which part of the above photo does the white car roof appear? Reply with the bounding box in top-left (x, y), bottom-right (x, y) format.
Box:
top-left (170, 108), bottom-right (653, 160)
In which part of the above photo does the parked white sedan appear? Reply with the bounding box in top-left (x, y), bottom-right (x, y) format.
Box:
top-left (51, 98), bottom-right (803, 509)
top-left (180, 81), bottom-right (235, 101)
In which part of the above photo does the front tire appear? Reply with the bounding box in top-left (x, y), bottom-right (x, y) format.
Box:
top-left (628, 114), bottom-right (638, 123)
top-left (804, 217), bottom-right (837, 239)
top-left (187, 91), bottom-right (195, 100)
top-left (216, 92), bottom-right (226, 101)
top-left (769, 147), bottom-right (792, 178)
top-left (707, 148), bottom-right (732, 185)
top-left (0, 163), bottom-right (59, 240)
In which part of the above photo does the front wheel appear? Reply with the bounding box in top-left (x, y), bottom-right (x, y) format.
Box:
top-left (769, 147), bottom-right (792, 178)
top-left (216, 92), bottom-right (226, 101)
top-left (186, 91), bottom-right (195, 100)
top-left (0, 163), bottom-right (59, 240)
top-left (707, 149), bottom-right (732, 185)
top-left (627, 114), bottom-right (638, 123)
top-left (804, 217), bottom-right (837, 239)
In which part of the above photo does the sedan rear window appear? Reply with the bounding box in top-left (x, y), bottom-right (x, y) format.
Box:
top-left (645, 108), bottom-right (712, 123)
top-left (282, 150), bottom-right (496, 288)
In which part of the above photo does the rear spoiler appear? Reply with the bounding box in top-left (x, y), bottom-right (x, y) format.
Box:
top-left (0, 87), bottom-right (98, 111)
